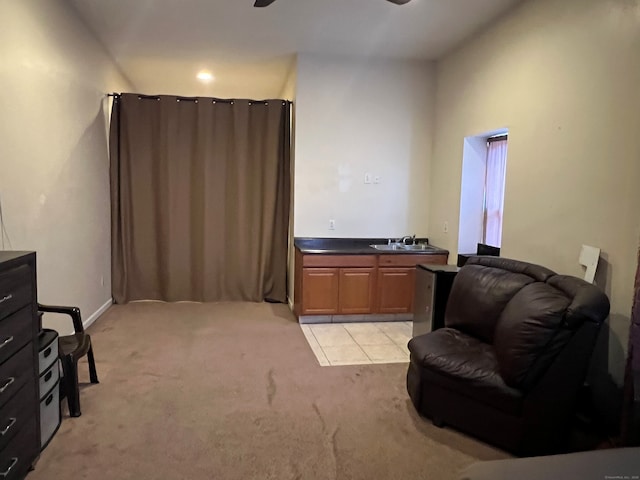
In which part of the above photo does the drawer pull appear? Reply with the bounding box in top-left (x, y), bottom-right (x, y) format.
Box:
top-left (44, 370), bottom-right (53, 382)
top-left (0, 418), bottom-right (16, 436)
top-left (0, 336), bottom-right (13, 350)
top-left (43, 347), bottom-right (52, 358)
top-left (0, 458), bottom-right (17, 478)
top-left (0, 377), bottom-right (14, 394)
top-left (0, 294), bottom-right (12, 305)
top-left (45, 393), bottom-right (54, 406)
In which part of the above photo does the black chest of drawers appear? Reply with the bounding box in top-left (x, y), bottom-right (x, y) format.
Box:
top-left (0, 252), bottom-right (40, 480)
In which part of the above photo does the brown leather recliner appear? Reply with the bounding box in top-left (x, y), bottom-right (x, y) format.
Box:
top-left (407, 256), bottom-right (610, 456)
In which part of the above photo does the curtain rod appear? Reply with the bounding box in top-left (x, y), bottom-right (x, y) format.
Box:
top-left (487, 134), bottom-right (508, 143)
top-left (106, 92), bottom-right (292, 105)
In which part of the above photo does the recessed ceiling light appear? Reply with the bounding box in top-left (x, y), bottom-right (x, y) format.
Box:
top-left (196, 71), bottom-right (214, 82)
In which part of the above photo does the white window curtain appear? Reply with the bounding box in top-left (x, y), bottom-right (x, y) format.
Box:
top-left (483, 138), bottom-right (508, 247)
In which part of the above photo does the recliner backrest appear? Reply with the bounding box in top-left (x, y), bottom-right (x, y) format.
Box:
top-left (493, 274), bottom-right (610, 391)
top-left (444, 257), bottom-right (555, 344)
top-left (493, 282), bottom-right (572, 390)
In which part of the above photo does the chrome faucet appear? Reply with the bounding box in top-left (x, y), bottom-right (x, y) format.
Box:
top-left (401, 235), bottom-right (416, 245)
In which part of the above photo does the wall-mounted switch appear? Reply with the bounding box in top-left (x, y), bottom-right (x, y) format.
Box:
top-left (364, 173), bottom-right (372, 184)
top-left (329, 219), bottom-right (336, 230)
top-left (443, 221), bottom-right (449, 233)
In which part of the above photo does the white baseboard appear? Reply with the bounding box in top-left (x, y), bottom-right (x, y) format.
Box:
top-left (84, 298), bottom-right (113, 330)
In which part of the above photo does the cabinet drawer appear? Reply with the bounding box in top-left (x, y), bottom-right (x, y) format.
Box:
top-left (38, 331), bottom-right (58, 375)
top-left (0, 265), bottom-right (32, 321)
top-left (39, 361), bottom-right (59, 401)
top-left (378, 254), bottom-right (447, 267)
top-left (0, 380), bottom-right (36, 453)
top-left (303, 255), bottom-right (376, 268)
top-left (0, 416), bottom-right (38, 480)
top-left (0, 307), bottom-right (33, 367)
top-left (0, 343), bottom-right (36, 410)
top-left (40, 380), bottom-right (60, 449)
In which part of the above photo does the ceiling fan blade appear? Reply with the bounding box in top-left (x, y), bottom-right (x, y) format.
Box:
top-left (254, 0), bottom-right (277, 7)
top-left (386, 0), bottom-right (412, 4)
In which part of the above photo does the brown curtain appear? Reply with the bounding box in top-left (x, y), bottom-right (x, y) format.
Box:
top-left (109, 94), bottom-right (290, 304)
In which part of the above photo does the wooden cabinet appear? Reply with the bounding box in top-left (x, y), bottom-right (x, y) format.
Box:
top-left (375, 254), bottom-right (447, 314)
top-left (294, 248), bottom-right (447, 318)
top-left (301, 268), bottom-right (339, 314)
top-left (339, 268), bottom-right (375, 314)
top-left (376, 267), bottom-right (415, 314)
top-left (297, 254), bottom-right (377, 316)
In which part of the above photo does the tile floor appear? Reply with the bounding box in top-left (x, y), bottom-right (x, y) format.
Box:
top-left (300, 321), bottom-right (412, 366)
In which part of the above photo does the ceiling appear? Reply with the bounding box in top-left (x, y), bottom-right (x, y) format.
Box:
top-left (70, 0), bottom-right (522, 99)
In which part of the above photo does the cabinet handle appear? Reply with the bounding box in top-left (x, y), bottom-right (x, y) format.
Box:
top-left (0, 418), bottom-right (16, 436)
top-left (43, 347), bottom-right (52, 358)
top-left (45, 393), bottom-right (54, 406)
top-left (0, 458), bottom-right (17, 478)
top-left (0, 377), bottom-right (14, 394)
top-left (0, 336), bottom-right (13, 350)
top-left (44, 370), bottom-right (53, 382)
top-left (0, 294), bottom-right (12, 305)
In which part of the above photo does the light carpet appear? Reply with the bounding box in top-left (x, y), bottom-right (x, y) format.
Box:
top-left (29, 302), bottom-right (508, 480)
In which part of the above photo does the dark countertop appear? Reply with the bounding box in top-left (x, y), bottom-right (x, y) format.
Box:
top-left (417, 264), bottom-right (460, 273)
top-left (294, 237), bottom-right (449, 255)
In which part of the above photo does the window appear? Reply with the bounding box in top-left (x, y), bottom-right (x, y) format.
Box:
top-left (482, 135), bottom-right (508, 247)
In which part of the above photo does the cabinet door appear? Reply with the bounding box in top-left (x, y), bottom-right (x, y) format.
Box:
top-left (301, 268), bottom-right (339, 315)
top-left (376, 267), bottom-right (415, 314)
top-left (338, 268), bottom-right (375, 314)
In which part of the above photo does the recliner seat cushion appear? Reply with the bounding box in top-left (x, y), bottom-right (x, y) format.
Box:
top-left (408, 328), bottom-right (522, 414)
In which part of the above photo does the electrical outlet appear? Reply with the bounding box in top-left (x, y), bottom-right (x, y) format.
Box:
top-left (443, 221), bottom-right (449, 233)
top-left (329, 219), bottom-right (336, 230)
top-left (364, 173), bottom-right (372, 184)
top-left (373, 175), bottom-right (381, 184)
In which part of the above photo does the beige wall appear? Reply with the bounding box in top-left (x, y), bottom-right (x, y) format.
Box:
top-left (0, 0), bottom-right (133, 333)
top-left (280, 60), bottom-right (298, 305)
top-left (294, 54), bottom-right (435, 239)
top-left (430, 0), bottom-right (640, 420)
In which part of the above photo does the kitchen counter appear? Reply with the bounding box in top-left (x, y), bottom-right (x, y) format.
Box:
top-left (294, 237), bottom-right (449, 322)
top-left (294, 237), bottom-right (449, 255)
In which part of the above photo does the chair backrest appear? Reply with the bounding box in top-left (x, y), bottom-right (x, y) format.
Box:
top-left (37, 304), bottom-right (85, 334)
top-left (494, 274), bottom-right (609, 391)
top-left (444, 257), bottom-right (555, 344)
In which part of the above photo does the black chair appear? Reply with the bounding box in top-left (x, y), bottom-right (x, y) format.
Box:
top-left (38, 304), bottom-right (98, 417)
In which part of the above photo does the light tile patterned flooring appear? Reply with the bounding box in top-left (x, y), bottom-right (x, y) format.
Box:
top-left (300, 322), bottom-right (412, 366)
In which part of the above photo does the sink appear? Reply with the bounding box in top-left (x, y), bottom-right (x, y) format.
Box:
top-left (370, 244), bottom-right (404, 251)
top-left (370, 243), bottom-right (437, 252)
top-left (399, 244), bottom-right (437, 251)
